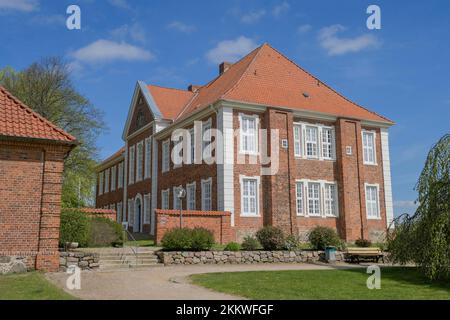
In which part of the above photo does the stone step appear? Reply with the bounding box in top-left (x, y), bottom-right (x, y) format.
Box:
top-left (99, 263), bottom-right (161, 270)
top-left (99, 253), bottom-right (158, 258)
top-left (99, 258), bottom-right (159, 265)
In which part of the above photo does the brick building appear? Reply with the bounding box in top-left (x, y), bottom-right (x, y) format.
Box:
top-left (0, 86), bottom-right (77, 271)
top-left (96, 44), bottom-right (394, 242)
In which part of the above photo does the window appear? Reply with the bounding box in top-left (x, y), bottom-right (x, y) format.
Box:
top-left (296, 182), bottom-right (304, 215)
top-left (128, 199), bottom-right (134, 225)
top-left (202, 118), bottom-right (212, 159)
top-left (173, 134), bottom-right (183, 168)
top-left (129, 145), bottom-right (135, 184)
top-left (362, 131), bottom-right (376, 165)
top-left (144, 194), bottom-right (151, 224)
top-left (201, 178), bottom-right (212, 211)
top-left (293, 125), bottom-right (302, 157)
top-left (307, 182), bottom-right (321, 216)
top-left (186, 182), bottom-right (196, 210)
top-left (98, 171), bottom-right (104, 195)
top-left (322, 127), bottom-right (334, 159)
top-left (305, 126), bottom-right (318, 158)
top-left (144, 138), bottom-right (151, 179)
top-left (173, 186), bottom-right (182, 210)
top-left (240, 176), bottom-right (259, 216)
top-left (189, 128), bottom-right (195, 164)
top-left (104, 168), bottom-right (110, 193)
top-left (136, 141), bottom-right (143, 182)
top-left (365, 184), bottom-right (380, 219)
top-left (162, 140), bottom-right (170, 173)
top-left (324, 183), bottom-right (338, 217)
top-left (117, 202), bottom-right (123, 222)
top-left (118, 162), bottom-right (124, 189)
top-left (111, 165), bottom-right (116, 191)
top-left (161, 189), bottom-right (170, 210)
top-left (239, 114), bottom-right (258, 154)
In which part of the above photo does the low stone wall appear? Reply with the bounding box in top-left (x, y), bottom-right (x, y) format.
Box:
top-left (0, 256), bottom-right (28, 275)
top-left (156, 250), bottom-right (345, 265)
top-left (59, 251), bottom-right (100, 271)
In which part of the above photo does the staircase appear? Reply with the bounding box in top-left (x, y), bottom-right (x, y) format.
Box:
top-left (98, 249), bottom-right (161, 271)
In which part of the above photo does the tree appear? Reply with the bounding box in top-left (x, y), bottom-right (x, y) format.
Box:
top-left (0, 57), bottom-right (105, 207)
top-left (387, 134), bottom-right (450, 281)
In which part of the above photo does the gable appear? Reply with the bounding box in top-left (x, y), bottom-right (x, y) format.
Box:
top-left (127, 92), bottom-right (154, 136)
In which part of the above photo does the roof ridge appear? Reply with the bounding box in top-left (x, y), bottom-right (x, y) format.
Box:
top-left (148, 84), bottom-right (193, 93)
top-left (220, 43), bottom-right (265, 99)
top-left (263, 44), bottom-right (393, 124)
top-left (0, 85), bottom-right (77, 141)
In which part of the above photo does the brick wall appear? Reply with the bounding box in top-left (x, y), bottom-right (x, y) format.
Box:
top-left (154, 209), bottom-right (233, 245)
top-left (0, 141), bottom-right (70, 272)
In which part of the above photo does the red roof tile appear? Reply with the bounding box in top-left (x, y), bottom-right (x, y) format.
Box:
top-left (147, 85), bottom-right (194, 120)
top-left (148, 43), bottom-right (393, 124)
top-left (0, 86), bottom-right (77, 143)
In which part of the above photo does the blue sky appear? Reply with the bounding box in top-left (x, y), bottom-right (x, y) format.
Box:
top-left (1, 0), bottom-right (449, 217)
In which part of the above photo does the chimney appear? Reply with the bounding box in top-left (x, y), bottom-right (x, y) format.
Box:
top-left (187, 84), bottom-right (201, 92)
top-left (219, 62), bottom-right (232, 75)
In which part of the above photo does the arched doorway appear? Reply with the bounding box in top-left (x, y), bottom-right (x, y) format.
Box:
top-left (134, 196), bottom-right (142, 233)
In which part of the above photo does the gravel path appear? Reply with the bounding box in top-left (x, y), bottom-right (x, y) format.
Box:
top-left (46, 262), bottom-right (363, 300)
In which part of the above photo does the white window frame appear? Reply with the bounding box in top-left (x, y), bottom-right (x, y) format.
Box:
top-left (144, 193), bottom-right (151, 224)
top-left (239, 113), bottom-right (259, 155)
top-left (189, 127), bottom-right (195, 164)
top-left (307, 182), bottom-right (321, 216)
top-left (104, 168), bottom-right (110, 193)
top-left (321, 127), bottom-right (335, 160)
top-left (305, 125), bottom-right (319, 159)
top-left (295, 181), bottom-right (304, 216)
top-left (202, 118), bottom-right (212, 160)
top-left (173, 186), bottom-right (183, 210)
top-left (362, 130), bottom-right (377, 165)
top-left (118, 162), bottom-right (124, 189)
top-left (98, 171), bottom-right (104, 195)
top-left (293, 122), bottom-right (336, 161)
top-left (324, 183), bottom-right (338, 217)
top-left (186, 182), bottom-right (196, 210)
top-left (161, 189), bottom-right (170, 210)
top-left (201, 177), bottom-right (212, 211)
top-left (162, 139), bottom-right (170, 173)
top-left (296, 179), bottom-right (339, 218)
top-left (128, 145), bottom-right (135, 185)
top-left (239, 175), bottom-right (261, 217)
top-left (365, 183), bottom-right (381, 219)
top-left (293, 124), bottom-right (302, 157)
top-left (144, 138), bottom-right (152, 179)
top-left (111, 165), bottom-right (116, 191)
top-left (136, 141), bottom-right (144, 182)
top-left (173, 134), bottom-right (183, 169)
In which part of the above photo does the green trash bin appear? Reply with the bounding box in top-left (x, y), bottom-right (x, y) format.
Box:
top-left (325, 246), bottom-right (337, 262)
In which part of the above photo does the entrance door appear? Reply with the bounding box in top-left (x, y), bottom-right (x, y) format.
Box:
top-left (134, 198), bottom-right (141, 233)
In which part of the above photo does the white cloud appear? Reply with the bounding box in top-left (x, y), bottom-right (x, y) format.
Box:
top-left (167, 21), bottom-right (196, 34)
top-left (71, 39), bottom-right (154, 64)
top-left (0, 0), bottom-right (38, 12)
top-left (394, 200), bottom-right (418, 209)
top-left (111, 23), bottom-right (147, 43)
top-left (272, 1), bottom-right (290, 18)
top-left (318, 24), bottom-right (379, 56)
top-left (241, 9), bottom-right (266, 24)
top-left (206, 36), bottom-right (258, 64)
top-left (297, 24), bottom-right (312, 34)
top-left (108, 0), bottom-right (129, 9)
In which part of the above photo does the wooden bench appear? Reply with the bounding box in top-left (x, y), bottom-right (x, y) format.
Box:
top-left (345, 247), bottom-right (384, 263)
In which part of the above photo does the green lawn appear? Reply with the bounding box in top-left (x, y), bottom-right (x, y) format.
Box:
top-left (0, 273), bottom-right (75, 300)
top-left (191, 267), bottom-right (450, 300)
top-left (124, 239), bottom-right (155, 247)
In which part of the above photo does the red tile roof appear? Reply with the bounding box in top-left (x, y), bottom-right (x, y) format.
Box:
top-left (100, 146), bottom-right (125, 165)
top-left (148, 43), bottom-right (393, 124)
top-left (148, 85), bottom-right (194, 120)
top-left (0, 86), bottom-right (77, 143)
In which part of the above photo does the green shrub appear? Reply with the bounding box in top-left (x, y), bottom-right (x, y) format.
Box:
top-left (355, 238), bottom-right (372, 248)
top-left (241, 236), bottom-right (260, 251)
top-left (256, 226), bottom-right (285, 250)
top-left (161, 228), bottom-right (193, 251)
top-left (284, 235), bottom-right (302, 251)
top-left (224, 242), bottom-right (241, 251)
top-left (88, 217), bottom-right (124, 247)
top-left (60, 209), bottom-right (90, 247)
top-left (308, 226), bottom-right (341, 250)
top-left (190, 227), bottom-right (215, 251)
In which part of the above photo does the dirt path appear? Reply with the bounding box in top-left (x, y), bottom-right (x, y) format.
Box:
top-left (46, 263), bottom-right (363, 300)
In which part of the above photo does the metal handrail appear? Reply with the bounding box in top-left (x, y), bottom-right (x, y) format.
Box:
top-left (124, 228), bottom-right (139, 266)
